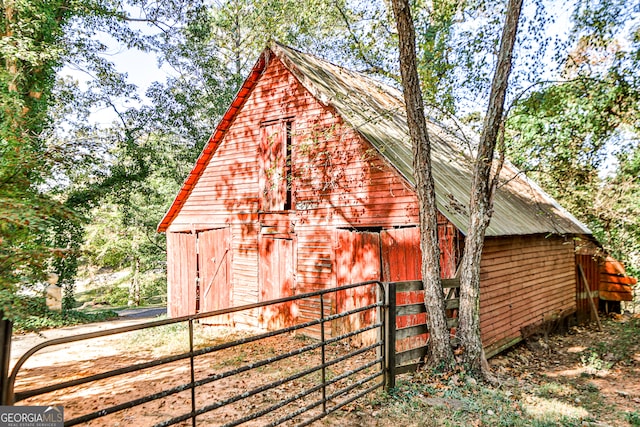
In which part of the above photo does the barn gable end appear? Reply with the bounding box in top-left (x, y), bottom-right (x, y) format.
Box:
top-left (162, 50), bottom-right (429, 330)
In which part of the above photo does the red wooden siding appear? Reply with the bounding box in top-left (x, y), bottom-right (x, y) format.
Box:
top-left (335, 229), bottom-right (380, 345)
top-left (166, 55), bottom-right (421, 322)
top-left (166, 232), bottom-right (197, 317)
top-left (480, 235), bottom-right (576, 356)
top-left (163, 50), bottom-right (580, 360)
top-left (259, 236), bottom-right (295, 329)
top-left (199, 228), bottom-right (232, 325)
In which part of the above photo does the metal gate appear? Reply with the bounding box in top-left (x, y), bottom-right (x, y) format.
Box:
top-left (3, 280), bottom-right (458, 426)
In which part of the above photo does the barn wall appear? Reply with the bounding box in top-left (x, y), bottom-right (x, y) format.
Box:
top-left (166, 55), bottom-right (420, 326)
top-left (479, 234), bottom-right (577, 356)
top-left (164, 53), bottom-right (579, 356)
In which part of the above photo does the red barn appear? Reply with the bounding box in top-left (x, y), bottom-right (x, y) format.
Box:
top-left (158, 43), bottom-right (606, 356)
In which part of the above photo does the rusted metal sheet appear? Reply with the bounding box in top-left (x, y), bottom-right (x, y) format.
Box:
top-left (576, 254), bottom-right (600, 322)
top-left (599, 256), bottom-right (637, 301)
top-left (259, 236), bottom-right (295, 329)
top-left (166, 232), bottom-right (197, 317)
top-left (199, 228), bottom-right (232, 325)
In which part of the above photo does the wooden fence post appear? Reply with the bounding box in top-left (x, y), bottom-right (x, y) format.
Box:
top-left (384, 282), bottom-right (396, 391)
top-left (0, 311), bottom-right (12, 405)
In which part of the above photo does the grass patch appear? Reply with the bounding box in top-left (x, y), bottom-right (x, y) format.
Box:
top-left (340, 368), bottom-right (596, 427)
top-left (75, 268), bottom-right (167, 308)
top-left (119, 323), bottom-right (257, 357)
top-left (11, 295), bottom-right (118, 333)
top-left (626, 411), bottom-right (640, 426)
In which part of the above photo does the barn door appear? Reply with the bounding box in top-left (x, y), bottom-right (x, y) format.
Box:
top-left (166, 232), bottom-right (197, 317)
top-left (259, 121), bottom-right (290, 211)
top-left (259, 236), bottom-right (295, 329)
top-left (381, 228), bottom-right (421, 282)
top-left (381, 228), bottom-right (424, 331)
top-left (335, 230), bottom-right (381, 343)
top-left (198, 228), bottom-right (232, 325)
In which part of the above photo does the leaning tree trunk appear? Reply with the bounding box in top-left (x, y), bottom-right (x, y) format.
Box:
top-left (457, 0), bottom-right (523, 378)
top-left (391, 0), bottom-right (455, 369)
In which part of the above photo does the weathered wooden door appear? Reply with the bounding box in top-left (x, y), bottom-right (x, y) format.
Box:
top-left (198, 228), bottom-right (232, 325)
top-left (166, 232), bottom-right (197, 317)
top-left (335, 230), bottom-right (380, 343)
top-left (259, 236), bottom-right (295, 329)
top-left (437, 214), bottom-right (459, 278)
top-left (381, 227), bottom-right (421, 282)
top-left (381, 227), bottom-right (425, 332)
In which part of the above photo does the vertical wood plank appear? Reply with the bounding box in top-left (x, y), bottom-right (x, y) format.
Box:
top-left (260, 236), bottom-right (295, 329)
top-left (167, 232), bottom-right (197, 317)
top-left (199, 228), bottom-right (232, 325)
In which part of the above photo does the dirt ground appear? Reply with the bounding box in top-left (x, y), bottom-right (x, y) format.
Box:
top-left (489, 315), bottom-right (640, 421)
top-left (9, 313), bottom-right (640, 426)
top-left (10, 317), bottom-right (380, 426)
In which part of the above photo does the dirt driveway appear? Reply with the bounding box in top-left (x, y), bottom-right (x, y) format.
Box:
top-left (9, 308), bottom-right (167, 370)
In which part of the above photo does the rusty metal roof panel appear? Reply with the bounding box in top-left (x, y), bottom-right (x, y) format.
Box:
top-left (273, 43), bottom-right (590, 237)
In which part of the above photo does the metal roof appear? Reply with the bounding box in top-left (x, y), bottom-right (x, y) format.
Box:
top-left (159, 42), bottom-right (591, 237)
top-left (273, 42), bottom-right (590, 237)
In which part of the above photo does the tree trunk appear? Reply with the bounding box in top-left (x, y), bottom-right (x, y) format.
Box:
top-left (458, 0), bottom-right (523, 378)
top-left (129, 256), bottom-right (141, 306)
top-left (391, 0), bottom-right (454, 369)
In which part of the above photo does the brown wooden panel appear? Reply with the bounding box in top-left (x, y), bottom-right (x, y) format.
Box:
top-left (199, 228), bottom-right (232, 325)
top-left (166, 232), bottom-right (197, 317)
top-left (479, 235), bottom-right (576, 351)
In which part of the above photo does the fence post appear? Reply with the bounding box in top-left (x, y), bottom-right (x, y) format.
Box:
top-left (384, 283), bottom-right (396, 391)
top-left (1, 311), bottom-right (13, 405)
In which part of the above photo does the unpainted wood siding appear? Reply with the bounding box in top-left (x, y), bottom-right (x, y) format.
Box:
top-left (479, 235), bottom-right (576, 355)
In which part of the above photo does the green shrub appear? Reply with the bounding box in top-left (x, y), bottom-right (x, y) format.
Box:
top-left (11, 295), bottom-right (118, 333)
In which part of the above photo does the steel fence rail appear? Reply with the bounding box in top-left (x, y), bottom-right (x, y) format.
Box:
top-left (7, 280), bottom-right (389, 427)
